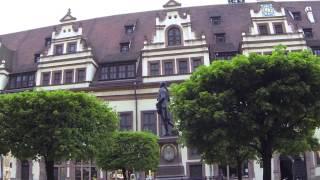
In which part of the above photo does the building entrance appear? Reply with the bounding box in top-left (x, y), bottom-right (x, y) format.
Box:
top-left (280, 155), bottom-right (306, 180)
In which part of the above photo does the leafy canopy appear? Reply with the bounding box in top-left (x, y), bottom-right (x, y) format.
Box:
top-left (171, 47), bottom-right (320, 171)
top-left (0, 90), bottom-right (118, 161)
top-left (96, 131), bottom-right (160, 172)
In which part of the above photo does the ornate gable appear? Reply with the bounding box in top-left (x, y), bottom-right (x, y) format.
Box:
top-left (60, 8), bottom-right (77, 23)
top-left (163, 0), bottom-right (181, 8)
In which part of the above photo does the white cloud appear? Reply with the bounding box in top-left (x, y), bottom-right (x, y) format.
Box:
top-left (0, 0), bottom-right (314, 35)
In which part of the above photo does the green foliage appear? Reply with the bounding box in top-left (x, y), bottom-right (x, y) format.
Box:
top-left (171, 47), bottom-right (320, 179)
top-left (96, 131), bottom-right (160, 172)
top-left (0, 90), bottom-right (118, 161)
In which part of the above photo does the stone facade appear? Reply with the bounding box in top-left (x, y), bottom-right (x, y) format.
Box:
top-left (1, 0), bottom-right (320, 179)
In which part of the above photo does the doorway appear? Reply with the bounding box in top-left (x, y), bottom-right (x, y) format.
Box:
top-left (280, 155), bottom-right (307, 180)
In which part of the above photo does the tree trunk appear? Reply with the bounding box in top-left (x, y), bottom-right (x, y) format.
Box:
top-left (44, 158), bottom-right (54, 180)
top-left (122, 168), bottom-right (127, 180)
top-left (237, 160), bottom-right (243, 180)
top-left (261, 141), bottom-right (273, 180)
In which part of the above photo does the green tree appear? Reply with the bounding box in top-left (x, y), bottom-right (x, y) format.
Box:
top-left (0, 90), bottom-right (118, 180)
top-left (171, 47), bottom-right (320, 180)
top-left (96, 131), bottom-right (159, 180)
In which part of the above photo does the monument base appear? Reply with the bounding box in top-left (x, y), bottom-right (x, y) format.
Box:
top-left (156, 136), bottom-right (185, 179)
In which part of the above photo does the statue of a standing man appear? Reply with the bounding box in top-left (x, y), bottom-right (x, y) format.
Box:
top-left (156, 82), bottom-right (174, 136)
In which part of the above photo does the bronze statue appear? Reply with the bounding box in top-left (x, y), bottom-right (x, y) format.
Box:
top-left (156, 82), bottom-right (174, 136)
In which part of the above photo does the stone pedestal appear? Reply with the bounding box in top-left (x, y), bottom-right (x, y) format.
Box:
top-left (156, 136), bottom-right (185, 179)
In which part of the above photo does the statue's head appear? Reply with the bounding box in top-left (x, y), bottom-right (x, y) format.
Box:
top-left (160, 82), bottom-right (167, 88)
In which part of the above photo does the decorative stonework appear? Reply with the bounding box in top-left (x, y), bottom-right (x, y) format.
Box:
top-left (163, 0), bottom-right (181, 9)
top-left (241, 3), bottom-right (308, 55)
top-left (35, 9), bottom-right (97, 90)
top-left (161, 144), bottom-right (177, 162)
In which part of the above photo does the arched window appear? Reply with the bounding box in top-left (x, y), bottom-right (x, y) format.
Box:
top-left (167, 27), bottom-right (182, 46)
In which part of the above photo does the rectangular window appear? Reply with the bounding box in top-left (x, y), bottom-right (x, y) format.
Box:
top-left (28, 74), bottom-right (35, 87)
top-left (189, 164), bottom-right (203, 179)
top-left (75, 167), bottom-right (81, 180)
top-left (215, 33), bottom-right (226, 43)
top-left (15, 76), bottom-right (22, 88)
top-left (258, 24), bottom-right (269, 35)
top-left (34, 54), bottom-right (40, 63)
top-left (54, 44), bottom-right (64, 55)
top-left (120, 42), bottom-right (130, 53)
top-left (313, 48), bottom-right (320, 56)
top-left (42, 72), bottom-right (51, 86)
top-left (100, 64), bottom-right (135, 80)
top-left (303, 28), bottom-right (313, 38)
top-left (292, 12), bottom-right (301, 21)
top-left (9, 73), bottom-right (35, 89)
top-left (118, 65), bottom-right (127, 79)
top-left (192, 58), bottom-right (203, 71)
top-left (21, 75), bottom-right (29, 88)
top-left (149, 61), bottom-right (160, 76)
top-left (119, 112), bottom-right (133, 131)
top-left (316, 152), bottom-right (320, 166)
top-left (219, 161), bottom-right (249, 177)
top-left (163, 61), bottom-right (174, 75)
top-left (53, 71), bottom-right (62, 85)
top-left (210, 16), bottom-right (221, 25)
top-left (9, 77), bottom-right (16, 89)
top-left (109, 66), bottom-right (117, 79)
top-left (45, 37), bottom-right (52, 47)
top-left (178, 59), bottom-right (189, 74)
top-left (67, 42), bottom-right (77, 53)
top-left (142, 111), bottom-right (157, 134)
top-left (76, 68), bottom-right (86, 82)
top-left (125, 25), bottom-right (134, 34)
top-left (274, 24), bottom-right (284, 34)
top-left (64, 70), bottom-right (74, 84)
top-left (127, 64), bottom-right (135, 78)
top-left (100, 67), bottom-right (109, 80)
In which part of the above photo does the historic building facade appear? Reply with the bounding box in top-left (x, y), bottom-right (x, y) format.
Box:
top-left (1, 0), bottom-right (320, 179)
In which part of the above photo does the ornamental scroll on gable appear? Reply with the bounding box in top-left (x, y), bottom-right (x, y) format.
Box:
top-left (144, 0), bottom-right (205, 49)
top-left (53, 9), bottom-right (82, 40)
top-left (251, 3), bottom-right (285, 18)
top-left (44, 9), bottom-right (91, 56)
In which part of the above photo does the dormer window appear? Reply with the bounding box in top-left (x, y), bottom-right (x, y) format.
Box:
top-left (215, 33), bottom-right (226, 43)
top-left (210, 16), bottom-right (221, 25)
top-left (45, 37), bottom-right (52, 47)
top-left (167, 27), bottom-right (182, 46)
top-left (125, 25), bottom-right (135, 34)
top-left (292, 12), bottom-right (301, 21)
top-left (228, 0), bottom-right (245, 3)
top-left (67, 42), bottom-right (77, 53)
top-left (303, 28), bottom-right (313, 38)
top-left (34, 54), bottom-right (40, 63)
top-left (54, 44), bottom-right (64, 55)
top-left (120, 42), bottom-right (130, 53)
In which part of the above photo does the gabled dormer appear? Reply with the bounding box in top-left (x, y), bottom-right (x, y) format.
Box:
top-left (241, 1), bottom-right (308, 55)
top-left (145, 0), bottom-right (205, 49)
top-left (35, 9), bottom-right (97, 90)
top-left (0, 41), bottom-right (13, 90)
top-left (141, 0), bottom-right (210, 84)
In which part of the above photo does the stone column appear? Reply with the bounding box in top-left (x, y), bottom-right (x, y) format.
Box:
top-left (273, 154), bottom-right (281, 180)
top-left (305, 151), bottom-right (316, 179)
top-left (39, 158), bottom-right (46, 180)
top-left (248, 160), bottom-right (255, 180)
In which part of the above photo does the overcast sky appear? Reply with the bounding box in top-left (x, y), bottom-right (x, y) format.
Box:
top-left (0, 0), bottom-right (316, 35)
